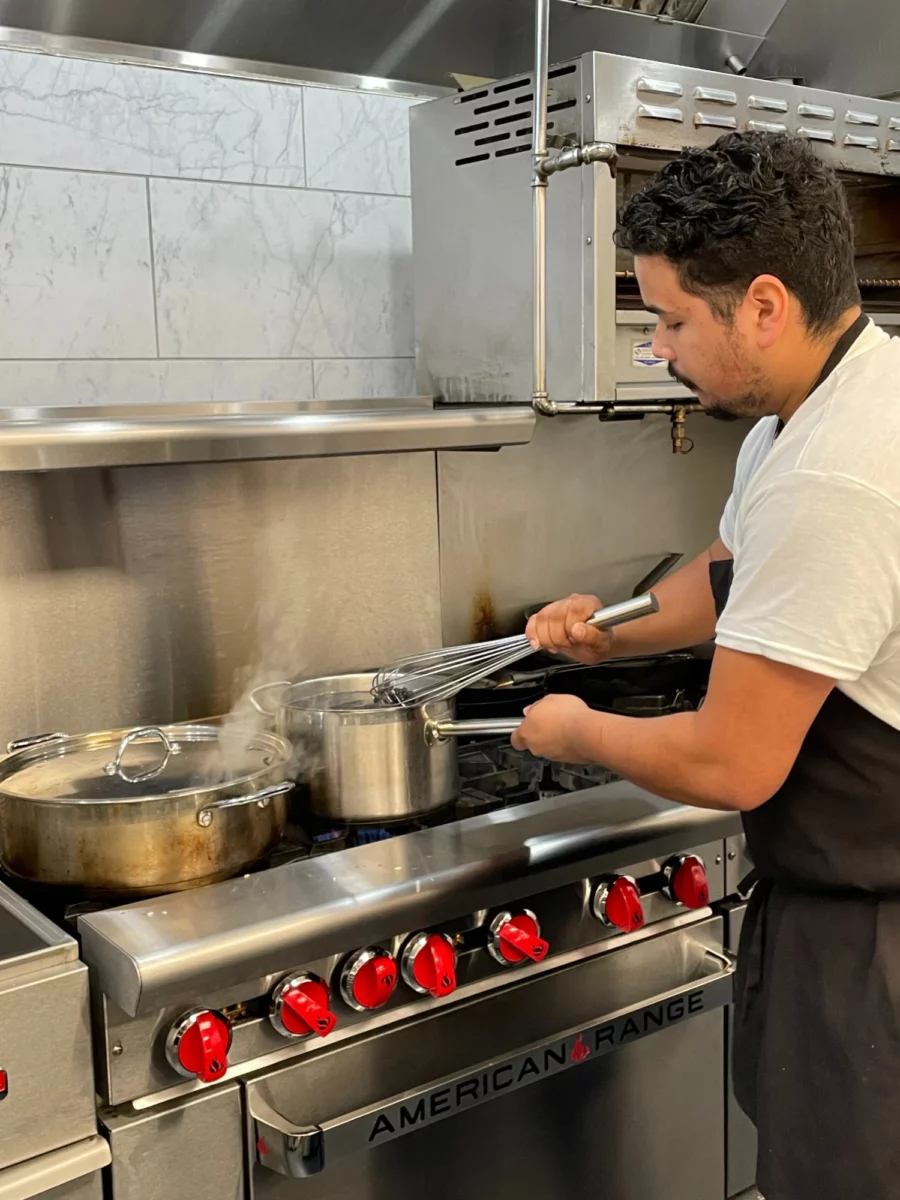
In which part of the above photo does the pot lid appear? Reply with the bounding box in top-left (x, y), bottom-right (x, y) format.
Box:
top-left (1, 724), bottom-right (293, 804)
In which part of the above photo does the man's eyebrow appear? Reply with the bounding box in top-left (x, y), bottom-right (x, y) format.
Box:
top-left (643, 304), bottom-right (665, 316)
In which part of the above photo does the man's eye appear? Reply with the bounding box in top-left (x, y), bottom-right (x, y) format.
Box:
top-left (667, 321), bottom-right (683, 332)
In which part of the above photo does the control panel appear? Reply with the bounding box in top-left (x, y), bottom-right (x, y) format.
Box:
top-left (147, 839), bottom-right (722, 1093)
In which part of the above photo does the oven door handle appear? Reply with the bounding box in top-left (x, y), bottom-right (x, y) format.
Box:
top-left (250, 944), bottom-right (735, 1178)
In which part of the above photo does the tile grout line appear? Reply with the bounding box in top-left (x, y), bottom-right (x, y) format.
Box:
top-left (0, 356), bottom-right (415, 364)
top-left (300, 86), bottom-right (317, 402)
top-left (0, 157), bottom-right (411, 200)
top-left (299, 84), bottom-right (309, 192)
top-left (144, 177), bottom-right (161, 359)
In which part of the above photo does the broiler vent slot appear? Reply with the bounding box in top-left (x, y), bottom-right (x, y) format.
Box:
top-left (455, 152), bottom-right (491, 166)
top-left (548, 99), bottom-right (577, 114)
top-left (489, 114), bottom-right (554, 131)
top-left (548, 64), bottom-right (577, 79)
top-left (455, 121), bottom-right (490, 135)
top-left (494, 77), bottom-right (532, 94)
top-left (515, 94), bottom-right (534, 105)
top-left (495, 144), bottom-right (532, 158)
top-left (473, 100), bottom-right (510, 115)
top-left (475, 132), bottom-right (511, 146)
top-left (458, 90), bottom-right (489, 105)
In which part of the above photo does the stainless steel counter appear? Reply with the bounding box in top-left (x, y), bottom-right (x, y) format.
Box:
top-left (79, 783), bottom-right (741, 1018)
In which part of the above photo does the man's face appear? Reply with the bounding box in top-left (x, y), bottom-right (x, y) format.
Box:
top-left (634, 255), bottom-right (772, 419)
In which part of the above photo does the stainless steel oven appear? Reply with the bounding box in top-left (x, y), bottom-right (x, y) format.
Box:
top-left (87, 791), bottom-right (742, 1200)
top-left (246, 914), bottom-right (732, 1199)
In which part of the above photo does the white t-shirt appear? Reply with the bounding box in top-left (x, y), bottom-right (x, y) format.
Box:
top-left (717, 321), bottom-right (900, 731)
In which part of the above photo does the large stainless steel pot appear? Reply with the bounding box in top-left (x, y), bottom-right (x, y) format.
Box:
top-left (252, 672), bottom-right (519, 825)
top-left (0, 723), bottom-right (294, 894)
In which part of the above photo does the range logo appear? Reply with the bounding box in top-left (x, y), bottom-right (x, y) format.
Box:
top-left (364, 981), bottom-right (729, 1147)
top-left (570, 1035), bottom-right (590, 1064)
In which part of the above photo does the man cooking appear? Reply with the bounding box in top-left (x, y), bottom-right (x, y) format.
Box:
top-left (513, 130), bottom-right (900, 1200)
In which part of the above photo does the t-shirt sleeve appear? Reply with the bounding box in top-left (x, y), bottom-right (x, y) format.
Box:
top-left (716, 469), bottom-right (900, 680)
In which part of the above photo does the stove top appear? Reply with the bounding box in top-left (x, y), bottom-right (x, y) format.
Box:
top-left (264, 650), bottom-right (710, 853)
top-left (3, 651), bottom-right (711, 931)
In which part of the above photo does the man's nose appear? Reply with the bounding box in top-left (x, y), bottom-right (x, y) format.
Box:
top-left (651, 332), bottom-right (675, 361)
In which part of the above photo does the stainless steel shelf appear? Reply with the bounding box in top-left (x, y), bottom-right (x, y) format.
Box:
top-left (0, 399), bottom-right (536, 471)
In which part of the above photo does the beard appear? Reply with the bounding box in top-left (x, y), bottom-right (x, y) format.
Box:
top-left (667, 363), bottom-right (763, 422)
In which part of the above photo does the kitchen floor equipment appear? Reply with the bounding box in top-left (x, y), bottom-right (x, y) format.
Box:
top-left (372, 591), bottom-right (658, 707)
top-left (0, 723), bottom-right (294, 894)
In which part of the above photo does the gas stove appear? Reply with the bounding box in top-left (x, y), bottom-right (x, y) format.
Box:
top-left (4, 651), bottom-right (712, 939)
top-left (2, 648), bottom-right (750, 1200)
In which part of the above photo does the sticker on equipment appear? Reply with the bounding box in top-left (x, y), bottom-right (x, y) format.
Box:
top-left (632, 340), bottom-right (665, 368)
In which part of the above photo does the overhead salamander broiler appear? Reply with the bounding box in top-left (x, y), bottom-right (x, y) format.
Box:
top-left (410, 2), bottom-right (900, 451)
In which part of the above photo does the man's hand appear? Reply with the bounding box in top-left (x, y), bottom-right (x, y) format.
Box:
top-left (510, 647), bottom-right (836, 811)
top-left (525, 594), bottom-right (613, 664)
top-left (511, 695), bottom-right (597, 762)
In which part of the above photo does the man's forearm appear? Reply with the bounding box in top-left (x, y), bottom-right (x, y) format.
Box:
top-left (606, 542), bottom-right (727, 660)
top-left (571, 708), bottom-right (739, 810)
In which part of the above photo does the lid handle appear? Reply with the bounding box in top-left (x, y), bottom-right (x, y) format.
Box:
top-left (104, 726), bottom-right (181, 785)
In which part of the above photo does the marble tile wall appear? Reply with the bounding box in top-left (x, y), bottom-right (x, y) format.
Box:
top-left (0, 45), bottom-right (424, 406)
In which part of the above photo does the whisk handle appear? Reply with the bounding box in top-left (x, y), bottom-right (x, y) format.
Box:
top-left (587, 591), bottom-right (659, 629)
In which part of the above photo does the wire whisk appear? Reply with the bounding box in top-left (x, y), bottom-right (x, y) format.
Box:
top-left (372, 592), bottom-right (659, 708)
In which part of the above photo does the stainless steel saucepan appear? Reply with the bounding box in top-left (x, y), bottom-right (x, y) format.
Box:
top-left (251, 676), bottom-right (534, 825)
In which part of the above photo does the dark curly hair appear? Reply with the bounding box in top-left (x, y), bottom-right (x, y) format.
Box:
top-left (615, 131), bottom-right (860, 333)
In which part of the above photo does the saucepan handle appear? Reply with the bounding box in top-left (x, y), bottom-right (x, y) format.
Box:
top-left (6, 731), bottom-right (68, 754)
top-left (197, 781), bottom-right (294, 827)
top-left (249, 681), bottom-right (292, 717)
top-left (425, 717), bottom-right (522, 746)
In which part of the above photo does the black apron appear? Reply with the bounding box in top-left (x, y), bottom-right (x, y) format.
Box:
top-left (710, 313), bottom-right (900, 1200)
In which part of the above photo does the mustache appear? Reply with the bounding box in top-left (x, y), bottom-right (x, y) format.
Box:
top-left (667, 362), bottom-right (698, 392)
top-left (667, 363), bottom-right (740, 422)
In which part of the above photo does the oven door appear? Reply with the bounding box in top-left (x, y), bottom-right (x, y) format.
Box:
top-left (247, 915), bottom-right (733, 1200)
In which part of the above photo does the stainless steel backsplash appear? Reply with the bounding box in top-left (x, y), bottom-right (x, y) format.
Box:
top-left (438, 416), bottom-right (745, 644)
top-left (0, 453), bottom-right (441, 746)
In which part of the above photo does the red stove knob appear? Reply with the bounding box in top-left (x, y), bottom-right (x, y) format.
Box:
top-left (401, 933), bottom-right (458, 998)
top-left (593, 876), bottom-right (645, 932)
top-left (270, 974), bottom-right (338, 1039)
top-left (166, 1009), bottom-right (232, 1083)
top-left (487, 909), bottom-right (549, 966)
top-left (665, 854), bottom-right (710, 909)
top-left (340, 947), bottom-right (399, 1011)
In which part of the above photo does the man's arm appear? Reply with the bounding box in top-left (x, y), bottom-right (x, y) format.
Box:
top-left (525, 538), bottom-right (730, 664)
top-left (512, 646), bottom-right (835, 811)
